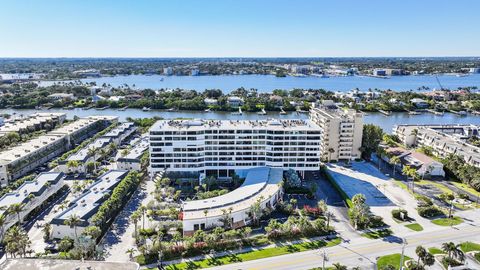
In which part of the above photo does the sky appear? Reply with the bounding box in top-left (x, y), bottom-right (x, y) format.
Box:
top-left (0, 0), bottom-right (479, 58)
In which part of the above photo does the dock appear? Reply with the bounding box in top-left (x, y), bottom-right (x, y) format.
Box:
top-left (449, 110), bottom-right (467, 116)
top-left (427, 109), bottom-right (444, 115)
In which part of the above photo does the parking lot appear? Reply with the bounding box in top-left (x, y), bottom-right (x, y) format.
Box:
top-left (325, 162), bottom-right (394, 207)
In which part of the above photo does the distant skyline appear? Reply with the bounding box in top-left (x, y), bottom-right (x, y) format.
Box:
top-left (1, 0), bottom-right (479, 58)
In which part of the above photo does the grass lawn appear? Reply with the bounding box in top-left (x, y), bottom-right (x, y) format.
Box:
top-left (162, 238), bottom-right (341, 270)
top-left (431, 216), bottom-right (463, 226)
top-left (361, 229), bottom-right (392, 239)
top-left (416, 180), bottom-right (452, 194)
top-left (393, 180), bottom-right (410, 192)
top-left (459, 241), bottom-right (480, 253)
top-left (475, 252), bottom-right (480, 263)
top-left (377, 253), bottom-right (412, 270)
top-left (451, 182), bottom-right (480, 197)
top-left (404, 223), bottom-right (423, 231)
top-left (428, 247), bottom-right (445, 255)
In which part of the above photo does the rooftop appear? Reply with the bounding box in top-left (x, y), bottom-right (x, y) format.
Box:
top-left (118, 136), bottom-right (149, 161)
top-left (1, 259), bottom-right (139, 270)
top-left (0, 113), bottom-right (65, 134)
top-left (151, 119), bottom-right (320, 131)
top-left (53, 170), bottom-right (128, 222)
top-left (0, 172), bottom-right (64, 213)
top-left (102, 122), bottom-right (135, 138)
top-left (183, 167), bottom-right (283, 220)
top-left (66, 137), bottom-right (112, 162)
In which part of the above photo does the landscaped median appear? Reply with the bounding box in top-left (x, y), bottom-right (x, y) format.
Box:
top-left (376, 253), bottom-right (411, 270)
top-left (157, 237), bottom-right (341, 270)
top-left (431, 216), bottom-right (463, 226)
top-left (404, 223), bottom-right (423, 231)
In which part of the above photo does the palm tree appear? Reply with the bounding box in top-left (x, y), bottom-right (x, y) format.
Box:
top-left (390, 155), bottom-right (401, 176)
top-left (66, 160), bottom-right (80, 173)
top-left (0, 214), bottom-right (7, 241)
top-left (87, 147), bottom-right (98, 171)
top-left (8, 203), bottom-right (25, 225)
top-left (203, 209), bottom-right (209, 229)
top-left (42, 223), bottom-right (52, 242)
top-left (130, 210), bottom-right (141, 239)
top-left (415, 245), bottom-right (427, 265)
top-left (441, 242), bottom-right (465, 264)
top-left (139, 205), bottom-right (147, 230)
top-left (125, 248), bottom-right (135, 261)
top-left (332, 262), bottom-right (347, 270)
top-left (64, 214), bottom-right (82, 242)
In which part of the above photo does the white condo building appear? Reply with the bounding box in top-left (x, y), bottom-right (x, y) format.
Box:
top-left (0, 116), bottom-right (117, 186)
top-left (149, 118), bottom-right (322, 178)
top-left (116, 136), bottom-right (149, 171)
top-left (182, 167), bottom-right (283, 235)
top-left (149, 105), bottom-right (364, 177)
top-left (57, 122), bottom-right (136, 174)
top-left (309, 101), bottom-right (363, 161)
top-left (0, 172), bottom-right (65, 241)
top-left (51, 170), bottom-right (128, 239)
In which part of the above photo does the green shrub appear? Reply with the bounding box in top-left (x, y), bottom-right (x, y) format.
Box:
top-left (418, 205), bottom-right (443, 218)
top-left (391, 209), bottom-right (408, 221)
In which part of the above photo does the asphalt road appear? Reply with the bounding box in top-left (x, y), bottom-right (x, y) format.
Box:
top-left (207, 222), bottom-right (480, 270)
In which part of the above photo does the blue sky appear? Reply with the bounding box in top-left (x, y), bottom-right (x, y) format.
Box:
top-left (0, 0), bottom-right (479, 57)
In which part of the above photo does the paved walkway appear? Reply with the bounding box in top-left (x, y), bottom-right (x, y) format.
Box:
top-left (102, 178), bottom-right (156, 261)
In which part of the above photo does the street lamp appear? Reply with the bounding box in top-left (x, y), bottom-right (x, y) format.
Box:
top-left (318, 248), bottom-right (328, 270)
top-left (156, 230), bottom-right (164, 270)
top-left (399, 238), bottom-right (408, 270)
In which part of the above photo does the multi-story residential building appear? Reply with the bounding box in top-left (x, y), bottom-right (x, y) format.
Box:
top-left (101, 122), bottom-right (136, 145)
top-left (182, 167), bottom-right (283, 236)
top-left (0, 172), bottom-right (65, 241)
top-left (0, 112), bottom-right (66, 137)
top-left (149, 118), bottom-right (322, 178)
top-left (227, 96), bottom-right (244, 107)
top-left (163, 67), bottom-right (173, 76)
top-left (393, 124), bottom-right (480, 168)
top-left (0, 116), bottom-right (117, 186)
top-left (51, 170), bottom-right (128, 239)
top-left (309, 101), bottom-right (363, 162)
top-left (116, 136), bottom-right (149, 171)
top-left (57, 122), bottom-right (136, 174)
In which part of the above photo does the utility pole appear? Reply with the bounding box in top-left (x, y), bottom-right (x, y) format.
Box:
top-left (319, 249), bottom-right (328, 270)
top-left (399, 238), bottom-right (407, 270)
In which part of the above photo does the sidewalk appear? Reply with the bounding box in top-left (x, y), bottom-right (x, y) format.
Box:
top-left (141, 234), bottom-right (338, 269)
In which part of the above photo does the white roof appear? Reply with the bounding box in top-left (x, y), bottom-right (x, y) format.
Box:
top-left (151, 119), bottom-right (321, 132)
top-left (183, 167), bottom-right (283, 220)
top-left (0, 172), bottom-right (63, 213)
top-left (53, 170), bottom-right (128, 221)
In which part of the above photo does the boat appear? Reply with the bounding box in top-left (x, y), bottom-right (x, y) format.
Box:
top-left (142, 107), bottom-right (151, 111)
top-left (378, 109), bottom-right (392, 116)
top-left (167, 108), bottom-right (177, 112)
top-left (117, 106), bottom-right (128, 111)
top-left (160, 77), bottom-right (164, 81)
top-left (204, 108), bottom-right (211, 112)
top-left (82, 105), bottom-right (94, 110)
top-left (257, 108), bottom-right (267, 115)
top-left (231, 107), bottom-right (243, 115)
top-left (408, 111), bottom-right (421, 115)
